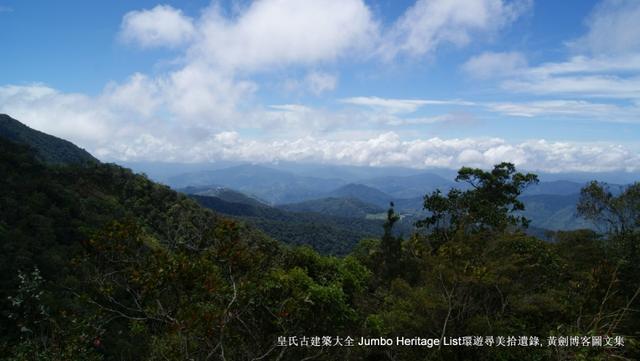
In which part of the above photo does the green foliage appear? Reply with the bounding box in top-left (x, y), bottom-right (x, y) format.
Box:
top-left (578, 181), bottom-right (640, 235)
top-left (418, 162), bottom-right (539, 238)
top-left (192, 194), bottom-right (385, 255)
top-left (0, 114), bottom-right (97, 165)
top-left (279, 196), bottom-right (385, 219)
top-left (381, 204), bottom-right (402, 280)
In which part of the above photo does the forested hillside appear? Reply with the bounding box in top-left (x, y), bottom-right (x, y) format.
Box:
top-left (190, 194), bottom-right (385, 255)
top-left (1, 119), bottom-right (639, 360)
top-left (0, 114), bottom-right (97, 165)
top-left (279, 197), bottom-right (385, 218)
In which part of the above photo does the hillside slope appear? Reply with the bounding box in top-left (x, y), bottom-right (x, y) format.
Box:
top-left (1, 127), bottom-right (390, 360)
top-left (191, 194), bottom-right (384, 255)
top-left (0, 114), bottom-right (98, 165)
top-left (278, 197), bottom-right (385, 218)
top-left (327, 183), bottom-right (395, 208)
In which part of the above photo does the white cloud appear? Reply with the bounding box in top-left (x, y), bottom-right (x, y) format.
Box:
top-left (306, 71), bottom-right (338, 95)
top-left (192, 0), bottom-right (377, 70)
top-left (163, 63), bottom-right (257, 125)
top-left (503, 74), bottom-right (640, 100)
top-left (527, 54), bottom-right (640, 76)
top-left (341, 96), bottom-right (474, 114)
top-left (492, 55), bottom-right (640, 101)
top-left (494, 1), bottom-right (640, 100)
top-left (121, 0), bottom-right (527, 69)
top-left (379, 0), bottom-right (530, 60)
top-left (120, 5), bottom-right (195, 48)
top-left (488, 100), bottom-right (640, 122)
top-left (280, 72), bottom-right (339, 96)
top-left (569, 0), bottom-right (640, 55)
top-left (462, 51), bottom-right (527, 79)
top-left (102, 73), bottom-right (162, 117)
top-left (384, 113), bottom-right (471, 126)
top-left (214, 131), bottom-right (240, 145)
top-left (0, 84), bottom-right (115, 143)
top-left (177, 132), bottom-right (640, 173)
top-left (342, 96), bottom-right (430, 114)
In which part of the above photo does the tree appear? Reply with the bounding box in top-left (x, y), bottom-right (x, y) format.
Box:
top-left (417, 162), bottom-right (538, 237)
top-left (577, 181), bottom-right (640, 235)
top-left (577, 181), bottom-right (640, 308)
top-left (381, 203), bottom-right (401, 279)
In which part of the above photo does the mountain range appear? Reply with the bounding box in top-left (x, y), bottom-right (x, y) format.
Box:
top-left (2, 113), bottom-right (630, 244)
top-left (163, 161), bottom-right (623, 232)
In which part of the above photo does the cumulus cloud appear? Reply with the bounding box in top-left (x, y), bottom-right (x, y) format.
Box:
top-left (379, 0), bottom-right (530, 60)
top-left (102, 73), bottom-right (162, 117)
top-left (120, 0), bottom-right (528, 68)
top-left (0, 84), bottom-right (115, 143)
top-left (162, 63), bottom-right (257, 125)
top-left (192, 0), bottom-right (377, 70)
top-left (462, 51), bottom-right (527, 79)
top-left (108, 131), bottom-right (640, 173)
top-left (120, 5), bottom-right (195, 48)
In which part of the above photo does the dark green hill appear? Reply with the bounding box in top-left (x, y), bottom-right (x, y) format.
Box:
top-left (0, 136), bottom-right (273, 291)
top-left (190, 194), bottom-right (384, 255)
top-left (278, 197), bottom-right (385, 218)
top-left (1, 133), bottom-right (383, 360)
top-left (180, 185), bottom-right (268, 207)
top-left (0, 114), bottom-right (98, 165)
top-left (0, 135), bottom-right (288, 357)
top-left (328, 183), bottom-right (395, 208)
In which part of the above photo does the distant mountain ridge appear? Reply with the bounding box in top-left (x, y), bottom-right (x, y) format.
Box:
top-left (361, 172), bottom-right (456, 198)
top-left (523, 180), bottom-right (584, 196)
top-left (179, 186), bottom-right (268, 207)
top-left (168, 163), bottom-right (613, 232)
top-left (327, 183), bottom-right (395, 208)
top-left (0, 114), bottom-right (98, 165)
top-left (278, 197), bottom-right (385, 218)
top-left (169, 164), bottom-right (344, 204)
top-left (190, 194), bottom-right (385, 255)
top-left (521, 193), bottom-right (592, 231)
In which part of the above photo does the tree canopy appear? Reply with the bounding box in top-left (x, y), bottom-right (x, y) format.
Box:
top-left (417, 162), bottom-right (539, 239)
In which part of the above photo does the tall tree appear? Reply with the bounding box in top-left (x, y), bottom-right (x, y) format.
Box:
top-left (577, 181), bottom-right (640, 235)
top-left (381, 203), bottom-right (402, 279)
top-left (417, 162), bottom-right (538, 237)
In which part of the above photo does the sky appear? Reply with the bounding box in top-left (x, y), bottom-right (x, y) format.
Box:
top-left (1, 0), bottom-right (639, 173)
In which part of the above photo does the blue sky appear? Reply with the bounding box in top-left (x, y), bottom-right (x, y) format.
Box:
top-left (1, 0), bottom-right (639, 173)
